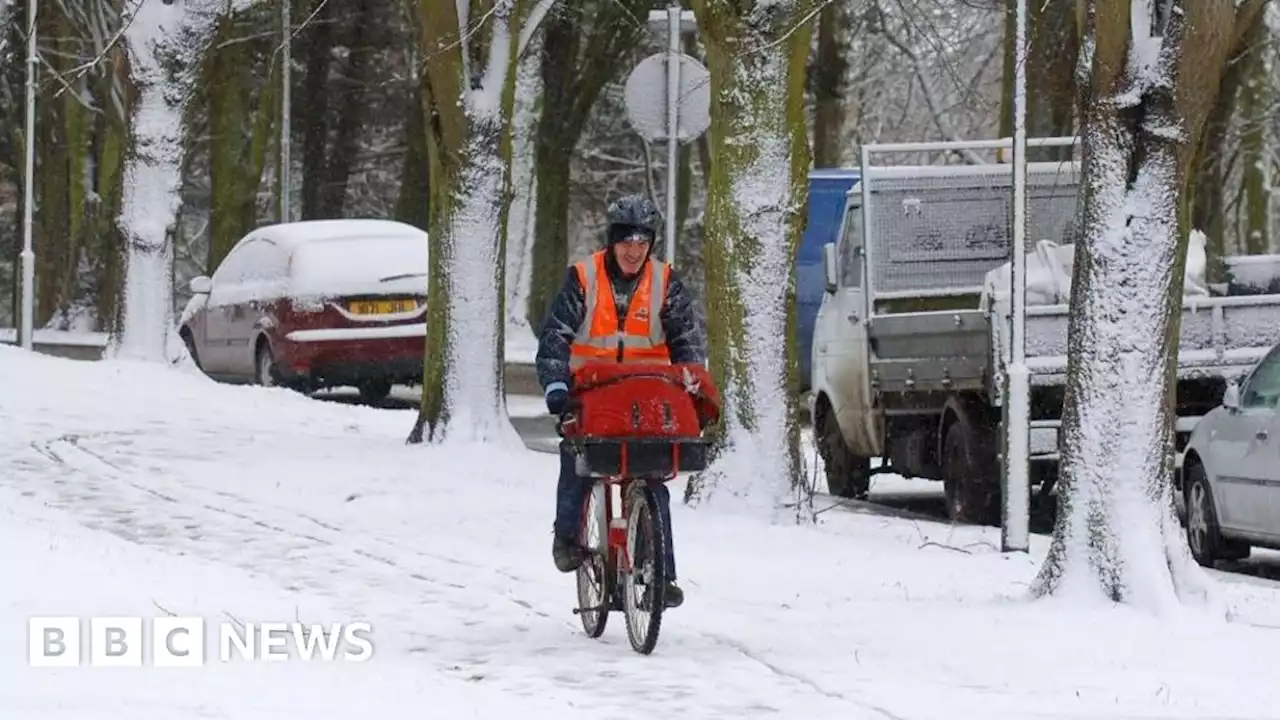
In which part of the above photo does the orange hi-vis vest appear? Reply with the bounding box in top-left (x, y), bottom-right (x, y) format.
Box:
top-left (570, 250), bottom-right (671, 369)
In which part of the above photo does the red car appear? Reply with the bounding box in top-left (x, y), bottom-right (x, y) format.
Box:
top-left (179, 219), bottom-right (429, 402)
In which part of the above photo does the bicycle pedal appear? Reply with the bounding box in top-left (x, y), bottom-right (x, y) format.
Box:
top-left (573, 603), bottom-right (608, 615)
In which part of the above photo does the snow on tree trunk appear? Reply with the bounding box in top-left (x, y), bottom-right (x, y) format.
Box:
top-left (687, 0), bottom-right (814, 520)
top-left (111, 0), bottom-right (224, 364)
top-left (1031, 0), bottom-right (1238, 613)
top-left (409, 0), bottom-right (555, 446)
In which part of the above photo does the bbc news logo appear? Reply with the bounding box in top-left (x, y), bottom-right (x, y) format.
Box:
top-left (28, 617), bottom-right (373, 667)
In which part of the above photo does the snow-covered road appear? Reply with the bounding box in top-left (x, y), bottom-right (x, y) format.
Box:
top-left (4, 345), bottom-right (1280, 719)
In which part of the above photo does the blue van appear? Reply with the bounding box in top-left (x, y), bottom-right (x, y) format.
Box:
top-left (795, 168), bottom-right (860, 389)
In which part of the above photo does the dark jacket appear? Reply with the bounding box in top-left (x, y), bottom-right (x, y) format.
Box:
top-left (536, 252), bottom-right (704, 394)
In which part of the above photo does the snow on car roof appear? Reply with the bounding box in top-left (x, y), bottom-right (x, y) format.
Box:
top-left (252, 218), bottom-right (427, 248)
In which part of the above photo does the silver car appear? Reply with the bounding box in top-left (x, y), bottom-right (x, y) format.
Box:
top-left (1181, 343), bottom-right (1280, 566)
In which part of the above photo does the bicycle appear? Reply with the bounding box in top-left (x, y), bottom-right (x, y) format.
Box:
top-left (556, 361), bottom-right (720, 655)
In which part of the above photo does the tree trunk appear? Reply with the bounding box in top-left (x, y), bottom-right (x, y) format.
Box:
top-left (320, 0), bottom-right (377, 215)
top-left (203, 9), bottom-right (277, 271)
top-left (524, 0), bottom-right (650, 331)
top-left (395, 71), bottom-right (430, 231)
top-left (811, 0), bottom-right (848, 168)
top-left (1031, 0), bottom-right (1238, 612)
top-left (408, 0), bottom-right (553, 445)
top-left (34, 7), bottom-right (71, 327)
top-left (528, 131), bottom-right (572, 327)
top-left (686, 0), bottom-right (813, 519)
top-left (113, 1), bottom-right (221, 362)
top-left (999, 0), bottom-right (1078, 159)
top-left (1183, 0), bottom-right (1267, 277)
top-left (504, 28), bottom-right (540, 347)
top-left (1190, 91), bottom-right (1231, 281)
top-left (88, 42), bottom-right (132, 334)
top-left (1237, 18), bottom-right (1269, 254)
top-left (300, 0), bottom-right (334, 220)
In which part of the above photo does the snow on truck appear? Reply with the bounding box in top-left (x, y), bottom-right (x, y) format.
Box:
top-left (808, 153), bottom-right (1280, 524)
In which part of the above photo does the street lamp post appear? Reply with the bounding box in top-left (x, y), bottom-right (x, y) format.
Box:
top-left (280, 0), bottom-right (291, 223)
top-left (1003, 0), bottom-right (1030, 553)
top-left (19, 0), bottom-right (38, 350)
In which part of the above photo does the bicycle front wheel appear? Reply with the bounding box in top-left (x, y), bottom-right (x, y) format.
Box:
top-left (622, 480), bottom-right (667, 654)
top-left (576, 481), bottom-right (611, 638)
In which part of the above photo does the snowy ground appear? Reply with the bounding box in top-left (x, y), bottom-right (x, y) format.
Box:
top-left (4, 345), bottom-right (1280, 719)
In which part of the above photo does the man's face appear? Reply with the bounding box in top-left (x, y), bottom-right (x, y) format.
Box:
top-left (613, 231), bottom-right (651, 275)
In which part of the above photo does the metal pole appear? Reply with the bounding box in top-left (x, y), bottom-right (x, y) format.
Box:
top-left (280, 0), bottom-right (291, 223)
top-left (1003, 0), bottom-right (1030, 553)
top-left (664, 3), bottom-right (680, 266)
top-left (19, 0), bottom-right (37, 351)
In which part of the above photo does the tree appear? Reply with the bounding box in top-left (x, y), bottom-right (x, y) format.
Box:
top-left (523, 0), bottom-right (650, 332)
top-left (686, 0), bottom-right (815, 518)
top-left (810, 0), bottom-right (850, 168)
top-left (1030, 0), bottom-right (1244, 611)
top-left (407, 0), bottom-right (556, 445)
top-left (997, 0), bottom-right (1078, 159)
top-left (112, 0), bottom-right (230, 362)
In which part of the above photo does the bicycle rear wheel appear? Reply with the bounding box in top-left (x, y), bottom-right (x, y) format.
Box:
top-left (622, 480), bottom-right (667, 654)
top-left (575, 481), bottom-right (612, 638)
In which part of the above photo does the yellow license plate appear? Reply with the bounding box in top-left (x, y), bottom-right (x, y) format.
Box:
top-left (348, 299), bottom-right (417, 315)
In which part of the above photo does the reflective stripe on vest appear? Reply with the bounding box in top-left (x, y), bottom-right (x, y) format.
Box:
top-left (570, 250), bottom-right (669, 369)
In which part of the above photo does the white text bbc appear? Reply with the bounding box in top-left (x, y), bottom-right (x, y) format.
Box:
top-left (28, 617), bottom-right (373, 666)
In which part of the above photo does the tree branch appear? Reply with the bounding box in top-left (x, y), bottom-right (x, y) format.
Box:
top-left (517, 0), bottom-right (557, 59)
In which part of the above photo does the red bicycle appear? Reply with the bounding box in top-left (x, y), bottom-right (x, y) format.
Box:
top-left (558, 362), bottom-right (720, 654)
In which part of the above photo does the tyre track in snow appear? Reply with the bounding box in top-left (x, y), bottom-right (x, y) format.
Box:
top-left (10, 431), bottom-right (875, 718)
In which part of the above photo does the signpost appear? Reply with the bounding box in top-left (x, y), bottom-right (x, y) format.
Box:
top-left (624, 5), bottom-right (707, 267)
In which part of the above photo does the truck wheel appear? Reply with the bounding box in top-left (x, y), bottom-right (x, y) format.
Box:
top-left (817, 404), bottom-right (870, 499)
top-left (941, 416), bottom-right (999, 525)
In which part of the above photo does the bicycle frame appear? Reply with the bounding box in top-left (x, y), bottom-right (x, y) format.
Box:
top-left (585, 473), bottom-right (670, 575)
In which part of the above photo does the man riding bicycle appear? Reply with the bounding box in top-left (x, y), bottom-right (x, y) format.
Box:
top-left (535, 193), bottom-right (705, 609)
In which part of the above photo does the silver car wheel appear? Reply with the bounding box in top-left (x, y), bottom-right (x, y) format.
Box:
top-left (1187, 481), bottom-right (1208, 556)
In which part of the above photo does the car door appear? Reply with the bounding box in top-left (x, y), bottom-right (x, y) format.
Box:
top-left (813, 194), bottom-right (878, 453)
top-left (1209, 347), bottom-right (1280, 535)
top-left (1255, 409), bottom-right (1280, 542)
top-left (203, 241), bottom-right (254, 375)
top-left (226, 238), bottom-right (290, 377)
top-left (815, 197), bottom-right (866, 367)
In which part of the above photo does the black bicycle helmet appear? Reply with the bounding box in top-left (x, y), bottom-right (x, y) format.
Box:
top-left (606, 194), bottom-right (661, 244)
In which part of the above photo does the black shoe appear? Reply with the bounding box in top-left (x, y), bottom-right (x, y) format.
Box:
top-left (552, 534), bottom-right (584, 573)
top-left (664, 581), bottom-right (683, 608)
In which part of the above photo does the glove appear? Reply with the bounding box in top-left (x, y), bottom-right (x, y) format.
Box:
top-left (546, 387), bottom-right (569, 416)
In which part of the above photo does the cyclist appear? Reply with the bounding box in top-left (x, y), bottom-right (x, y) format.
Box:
top-left (534, 193), bottom-right (705, 609)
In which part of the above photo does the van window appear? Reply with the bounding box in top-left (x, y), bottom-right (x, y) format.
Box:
top-left (839, 206), bottom-right (862, 288)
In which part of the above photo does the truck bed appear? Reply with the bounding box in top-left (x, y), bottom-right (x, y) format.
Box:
top-left (867, 293), bottom-right (1280, 402)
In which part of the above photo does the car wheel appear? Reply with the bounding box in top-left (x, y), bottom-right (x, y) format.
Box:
top-left (1185, 462), bottom-right (1221, 567)
top-left (1183, 462), bottom-right (1249, 566)
top-left (358, 379), bottom-right (393, 404)
top-left (255, 342), bottom-right (277, 387)
top-left (182, 331), bottom-right (201, 371)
